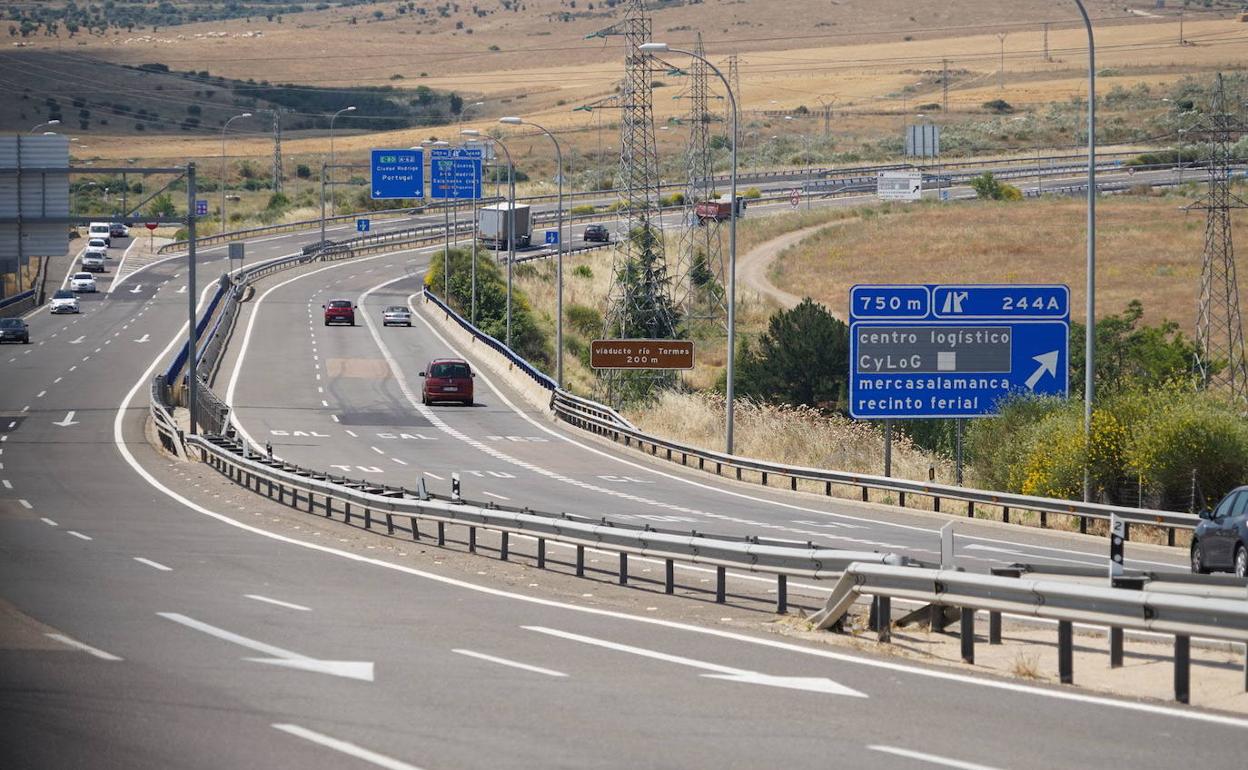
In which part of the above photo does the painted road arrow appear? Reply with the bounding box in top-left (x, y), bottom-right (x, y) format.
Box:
top-left (525, 626), bottom-right (866, 698)
top-left (159, 613), bottom-right (374, 682)
top-left (176, 285), bottom-right (187, 294)
top-left (68, 336), bottom-right (85, 344)
top-left (134, 334), bottom-right (150, 344)
top-left (1024, 350), bottom-right (1060, 391)
top-left (129, 284), bottom-right (143, 294)
top-left (52, 411), bottom-right (79, 427)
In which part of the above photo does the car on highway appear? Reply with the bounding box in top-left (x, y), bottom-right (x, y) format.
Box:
top-left (85, 238), bottom-right (109, 256)
top-left (419, 358), bottom-right (475, 406)
top-left (382, 305), bottom-right (412, 327)
top-left (70, 272), bottom-right (97, 293)
top-left (322, 299), bottom-right (356, 326)
top-left (0, 318), bottom-right (30, 344)
top-left (50, 289), bottom-right (80, 314)
top-left (81, 251), bottom-right (106, 273)
top-left (109, 222), bottom-right (129, 238)
top-left (88, 221), bottom-right (112, 247)
top-left (583, 223), bottom-right (611, 243)
top-left (1192, 486), bottom-right (1248, 576)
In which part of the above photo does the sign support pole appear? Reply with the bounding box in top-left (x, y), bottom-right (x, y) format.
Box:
top-left (186, 162), bottom-right (199, 436)
top-left (319, 162), bottom-right (327, 250)
top-left (883, 419), bottom-right (893, 478)
top-left (955, 418), bottom-right (964, 486)
top-left (471, 186), bottom-right (478, 324)
top-left (443, 204), bottom-right (450, 294)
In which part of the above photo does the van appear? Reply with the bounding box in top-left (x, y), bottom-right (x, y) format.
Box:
top-left (88, 222), bottom-right (112, 247)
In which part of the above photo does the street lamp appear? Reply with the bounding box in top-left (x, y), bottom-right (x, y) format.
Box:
top-left (500, 116), bottom-right (567, 387)
top-left (640, 41), bottom-right (741, 454)
top-left (462, 129), bottom-right (517, 346)
top-left (1071, 0), bottom-right (1096, 504)
top-left (29, 119), bottom-right (60, 133)
top-left (422, 139), bottom-right (454, 294)
top-left (220, 112), bottom-right (252, 228)
top-left (319, 106), bottom-right (356, 246)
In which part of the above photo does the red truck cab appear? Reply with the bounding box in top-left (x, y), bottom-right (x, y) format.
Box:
top-left (323, 299), bottom-right (356, 326)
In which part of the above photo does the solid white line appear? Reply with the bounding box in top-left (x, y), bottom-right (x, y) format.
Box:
top-left (423, 471), bottom-right (444, 481)
top-left (159, 612), bottom-right (298, 659)
top-left (867, 745), bottom-right (1002, 770)
top-left (1, 479), bottom-right (11, 489)
top-left (370, 446), bottom-right (385, 455)
top-left (344, 429), bottom-right (358, 437)
top-left (133, 557), bottom-right (173, 572)
top-left (482, 491), bottom-right (509, 501)
top-left (36, 390), bottom-right (46, 398)
top-left (18, 498), bottom-right (32, 509)
top-left (106, 237), bottom-right (142, 294)
top-left (452, 648), bottom-right (567, 677)
top-left (391, 457), bottom-right (408, 466)
top-left (67, 530), bottom-right (92, 541)
top-left (45, 633), bottom-right (123, 661)
top-left (245, 594), bottom-right (312, 612)
top-left (41, 517), bottom-right (57, 526)
top-left (272, 724), bottom-right (426, 770)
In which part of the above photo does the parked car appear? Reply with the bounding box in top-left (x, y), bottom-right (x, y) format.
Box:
top-left (1192, 486), bottom-right (1248, 576)
top-left (382, 305), bottom-right (412, 327)
top-left (109, 222), bottom-right (129, 238)
top-left (70, 272), bottom-right (97, 293)
top-left (419, 358), bottom-right (475, 406)
top-left (50, 289), bottom-right (80, 314)
top-left (322, 299), bottom-right (356, 326)
top-left (88, 221), bottom-right (112, 247)
top-left (583, 223), bottom-right (611, 243)
top-left (0, 318), bottom-right (30, 344)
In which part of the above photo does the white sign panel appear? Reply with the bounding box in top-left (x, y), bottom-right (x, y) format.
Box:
top-left (877, 170), bottom-right (923, 202)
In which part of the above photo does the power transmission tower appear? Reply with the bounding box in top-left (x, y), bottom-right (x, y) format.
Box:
top-left (674, 33), bottom-right (726, 324)
top-left (589, 0), bottom-right (679, 401)
top-left (1189, 74), bottom-right (1248, 403)
top-left (727, 54), bottom-right (740, 108)
top-left (997, 32), bottom-right (1007, 91)
top-left (270, 109), bottom-right (283, 194)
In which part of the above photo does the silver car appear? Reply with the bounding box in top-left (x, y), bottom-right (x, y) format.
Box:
top-left (382, 305), bottom-right (412, 327)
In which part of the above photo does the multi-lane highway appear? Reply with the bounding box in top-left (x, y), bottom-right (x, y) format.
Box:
top-left (3, 171), bottom-right (1244, 769)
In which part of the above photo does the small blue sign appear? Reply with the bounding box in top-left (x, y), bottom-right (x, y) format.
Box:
top-left (849, 284), bottom-right (1070, 419)
top-left (545, 230), bottom-right (559, 245)
top-left (430, 147), bottom-right (484, 200)
top-left (356, 218), bottom-right (370, 233)
top-left (371, 148), bottom-right (424, 200)
top-left (195, 199), bottom-right (208, 216)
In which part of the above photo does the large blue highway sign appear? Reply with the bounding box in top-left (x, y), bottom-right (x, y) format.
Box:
top-left (371, 149), bottom-right (424, 200)
top-left (430, 147), bottom-right (483, 200)
top-left (849, 284), bottom-right (1069, 419)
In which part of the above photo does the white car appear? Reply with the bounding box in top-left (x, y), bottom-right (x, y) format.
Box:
top-left (382, 305), bottom-right (412, 327)
top-left (88, 222), bottom-right (112, 247)
top-left (109, 222), bottom-right (129, 238)
top-left (70, 272), bottom-right (97, 293)
top-left (86, 238), bottom-right (109, 256)
top-left (81, 252), bottom-right (106, 273)
top-left (50, 289), bottom-right (80, 314)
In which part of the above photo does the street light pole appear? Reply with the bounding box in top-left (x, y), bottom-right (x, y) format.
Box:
top-left (327, 105), bottom-right (356, 217)
top-left (1073, 0), bottom-right (1097, 503)
top-left (500, 117), bottom-right (564, 386)
top-left (641, 42), bottom-right (739, 454)
top-left (29, 119), bottom-right (61, 134)
top-left (220, 112), bottom-right (252, 229)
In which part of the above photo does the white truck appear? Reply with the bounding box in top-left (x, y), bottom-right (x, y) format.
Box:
top-left (478, 203), bottom-right (532, 250)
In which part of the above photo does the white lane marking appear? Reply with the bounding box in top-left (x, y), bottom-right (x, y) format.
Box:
top-left (112, 255), bottom-right (1248, 730)
top-left (53, 377), bottom-right (62, 384)
top-left (41, 517), bottom-right (57, 526)
top-left (68, 365), bottom-right (76, 372)
top-left (452, 648), bottom-right (567, 677)
top-left (867, 745), bottom-right (1002, 770)
top-left (321, 400), bottom-right (329, 407)
top-left (424, 471), bottom-right (445, 481)
top-left (482, 491), bottom-right (509, 501)
top-left (36, 390), bottom-right (46, 398)
top-left (344, 429), bottom-right (358, 437)
top-left (370, 446), bottom-right (385, 455)
top-left (331, 415), bottom-right (340, 423)
top-left (18, 499), bottom-right (32, 509)
top-left (391, 457), bottom-right (408, 466)
top-left (525, 626), bottom-right (865, 697)
top-left (67, 530), bottom-right (92, 541)
top-left (272, 724), bottom-right (426, 770)
top-left (245, 594), bottom-right (312, 612)
top-left (6, 421), bottom-right (15, 429)
top-left (45, 633), bottom-right (123, 661)
top-left (1, 479), bottom-right (11, 489)
top-left (133, 557), bottom-right (173, 572)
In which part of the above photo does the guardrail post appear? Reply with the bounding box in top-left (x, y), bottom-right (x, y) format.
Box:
top-left (934, 496), bottom-right (941, 513)
top-left (1079, 516), bottom-right (1087, 534)
top-left (960, 607), bottom-right (975, 664)
top-left (343, 502), bottom-right (351, 523)
top-left (761, 471), bottom-right (768, 486)
top-left (1002, 506), bottom-right (1010, 524)
top-left (899, 491), bottom-right (906, 507)
top-left (308, 492), bottom-right (315, 513)
top-left (469, 526), bottom-right (477, 553)
top-left (385, 513), bottom-right (394, 535)
top-left (1058, 620), bottom-right (1074, 684)
top-left (619, 553), bottom-right (628, 585)
top-left (776, 575), bottom-right (787, 614)
top-left (364, 508), bottom-right (372, 530)
top-left (861, 486), bottom-right (868, 502)
top-left (1175, 635), bottom-right (1191, 704)
top-left (437, 521), bottom-right (446, 546)
top-left (411, 517), bottom-right (420, 541)
top-left (1109, 627), bottom-right (1124, 668)
top-left (825, 481), bottom-right (831, 496)
top-left (989, 611), bottom-right (1002, 644)
top-left (665, 559), bottom-right (675, 594)
top-left (715, 566), bottom-right (726, 603)
top-left (1167, 528), bottom-right (1175, 547)
top-left (966, 501), bottom-right (974, 519)
top-left (576, 545), bottom-right (585, 576)
top-left (500, 532), bottom-right (509, 561)
top-left (877, 596), bottom-right (891, 643)
top-left (1040, 511), bottom-right (1048, 529)
top-left (537, 538), bottom-right (546, 568)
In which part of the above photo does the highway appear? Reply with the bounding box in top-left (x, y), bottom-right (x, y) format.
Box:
top-left (3, 168), bottom-right (1244, 769)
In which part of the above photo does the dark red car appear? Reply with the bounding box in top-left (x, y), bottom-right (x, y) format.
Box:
top-left (420, 358), bottom-right (475, 405)
top-left (322, 299), bottom-right (356, 326)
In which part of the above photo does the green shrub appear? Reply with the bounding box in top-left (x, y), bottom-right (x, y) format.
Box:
top-left (982, 98), bottom-right (1014, 114)
top-left (565, 303), bottom-right (602, 336)
top-left (969, 172), bottom-right (1022, 201)
top-left (571, 204), bottom-right (596, 215)
top-left (572, 264), bottom-right (593, 279)
top-left (743, 187), bottom-right (762, 199)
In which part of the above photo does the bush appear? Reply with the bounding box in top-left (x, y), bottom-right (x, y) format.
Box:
top-left (731, 298), bottom-right (849, 410)
top-left (296, 163), bottom-right (312, 179)
top-left (565, 303), bottom-right (602, 336)
top-left (969, 172), bottom-right (1022, 201)
top-left (570, 204), bottom-right (596, 215)
top-left (743, 187), bottom-right (762, 199)
top-left (572, 264), bottom-right (593, 279)
top-left (981, 98), bottom-right (1014, 114)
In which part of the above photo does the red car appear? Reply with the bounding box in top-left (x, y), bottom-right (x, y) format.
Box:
top-left (420, 358), bottom-right (475, 405)
top-left (322, 299), bottom-right (356, 326)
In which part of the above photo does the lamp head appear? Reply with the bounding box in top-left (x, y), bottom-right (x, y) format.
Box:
top-left (460, 129), bottom-right (481, 137)
top-left (638, 42), bottom-right (668, 53)
top-left (499, 116), bottom-right (523, 125)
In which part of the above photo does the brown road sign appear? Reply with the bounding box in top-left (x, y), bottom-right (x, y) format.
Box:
top-left (590, 339), bottom-right (694, 370)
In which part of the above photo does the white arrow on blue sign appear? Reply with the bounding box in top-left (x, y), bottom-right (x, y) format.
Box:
top-left (356, 218), bottom-right (370, 233)
top-left (195, 199), bottom-right (208, 216)
top-left (545, 230), bottom-right (559, 245)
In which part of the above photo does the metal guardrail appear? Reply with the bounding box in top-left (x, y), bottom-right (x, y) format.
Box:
top-left (808, 561), bottom-right (1248, 703)
top-left (150, 375), bottom-right (186, 461)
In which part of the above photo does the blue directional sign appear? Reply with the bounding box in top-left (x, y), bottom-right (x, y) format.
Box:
top-left (356, 218), bottom-right (370, 233)
top-left (195, 199), bottom-right (208, 216)
top-left (545, 230), bottom-right (559, 245)
top-left (849, 284), bottom-right (1069, 419)
top-left (430, 147), bottom-right (483, 200)
top-left (371, 149), bottom-right (424, 200)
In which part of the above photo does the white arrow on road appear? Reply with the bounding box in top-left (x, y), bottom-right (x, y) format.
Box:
top-left (525, 626), bottom-right (866, 697)
top-left (134, 333), bottom-right (150, 344)
top-left (52, 411), bottom-right (79, 427)
top-left (68, 335), bottom-right (85, 344)
top-left (176, 285), bottom-right (187, 294)
top-left (1024, 350), bottom-right (1060, 391)
top-left (129, 284), bottom-right (143, 294)
top-left (159, 612), bottom-right (374, 682)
